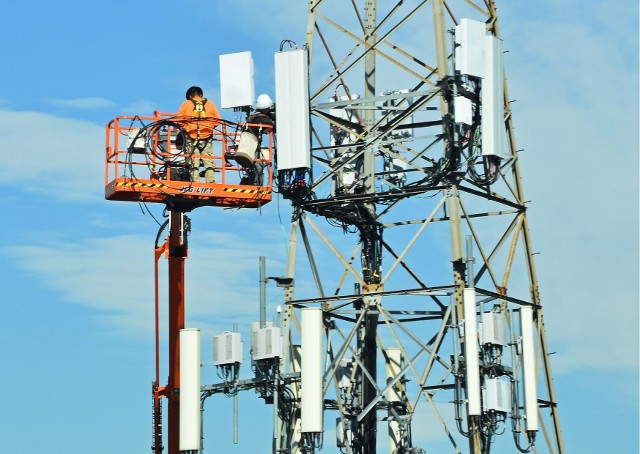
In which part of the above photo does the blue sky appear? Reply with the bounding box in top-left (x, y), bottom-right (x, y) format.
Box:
top-left (0, 1), bottom-right (638, 453)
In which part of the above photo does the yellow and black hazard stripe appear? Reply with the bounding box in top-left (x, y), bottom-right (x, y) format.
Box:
top-left (116, 181), bottom-right (171, 190)
top-left (223, 187), bottom-right (272, 195)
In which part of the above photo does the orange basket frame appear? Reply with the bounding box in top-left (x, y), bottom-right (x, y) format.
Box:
top-left (105, 112), bottom-right (274, 210)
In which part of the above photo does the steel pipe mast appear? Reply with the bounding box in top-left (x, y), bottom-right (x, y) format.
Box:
top-left (276, 1), bottom-right (564, 453)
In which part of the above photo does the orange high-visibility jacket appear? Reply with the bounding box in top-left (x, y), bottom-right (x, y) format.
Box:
top-left (177, 96), bottom-right (221, 139)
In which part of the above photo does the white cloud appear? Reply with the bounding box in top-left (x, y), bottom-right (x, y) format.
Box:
top-left (501, 8), bottom-right (639, 370)
top-left (0, 110), bottom-right (103, 202)
top-left (45, 97), bottom-right (116, 109)
top-left (4, 235), bottom-right (154, 336)
top-left (0, 0), bottom-right (635, 378)
top-left (2, 218), bottom-right (287, 339)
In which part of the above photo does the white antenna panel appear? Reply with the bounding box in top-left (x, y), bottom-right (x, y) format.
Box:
top-left (481, 312), bottom-right (508, 346)
top-left (179, 328), bottom-right (201, 451)
top-left (455, 18), bottom-right (487, 78)
top-left (454, 96), bottom-right (473, 125)
top-left (251, 325), bottom-right (282, 361)
top-left (219, 51), bottom-right (255, 109)
top-left (520, 305), bottom-right (539, 432)
top-left (336, 358), bottom-right (353, 389)
top-left (213, 331), bottom-right (243, 365)
top-left (481, 35), bottom-right (509, 159)
top-left (463, 287), bottom-right (481, 416)
top-left (336, 417), bottom-right (353, 448)
top-left (483, 378), bottom-right (511, 414)
top-left (301, 308), bottom-right (324, 433)
top-left (274, 48), bottom-right (311, 170)
top-left (385, 348), bottom-right (403, 403)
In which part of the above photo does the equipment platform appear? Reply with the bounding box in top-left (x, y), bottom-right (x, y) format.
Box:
top-left (105, 113), bottom-right (273, 210)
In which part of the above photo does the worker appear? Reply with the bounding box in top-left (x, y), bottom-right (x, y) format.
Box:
top-left (239, 94), bottom-right (276, 186)
top-left (177, 86), bottom-right (221, 183)
top-left (247, 93), bottom-right (276, 136)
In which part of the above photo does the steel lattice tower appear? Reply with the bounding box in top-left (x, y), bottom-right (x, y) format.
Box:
top-left (273, 1), bottom-right (564, 453)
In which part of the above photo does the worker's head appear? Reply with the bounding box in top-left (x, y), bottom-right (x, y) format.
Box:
top-left (256, 93), bottom-right (273, 111)
top-left (186, 86), bottom-right (204, 100)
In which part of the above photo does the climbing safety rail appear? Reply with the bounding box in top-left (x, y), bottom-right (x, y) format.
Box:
top-left (105, 112), bottom-right (273, 210)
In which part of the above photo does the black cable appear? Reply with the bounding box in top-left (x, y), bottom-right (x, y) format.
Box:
top-left (280, 39), bottom-right (297, 51)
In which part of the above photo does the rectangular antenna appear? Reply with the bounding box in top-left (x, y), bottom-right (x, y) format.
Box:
top-left (455, 18), bottom-right (486, 78)
top-left (481, 36), bottom-right (509, 159)
top-left (520, 306), bottom-right (539, 432)
top-left (220, 51), bottom-right (255, 109)
top-left (463, 288), bottom-right (481, 416)
top-left (274, 49), bottom-right (311, 170)
top-left (179, 328), bottom-right (201, 451)
top-left (301, 308), bottom-right (323, 433)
